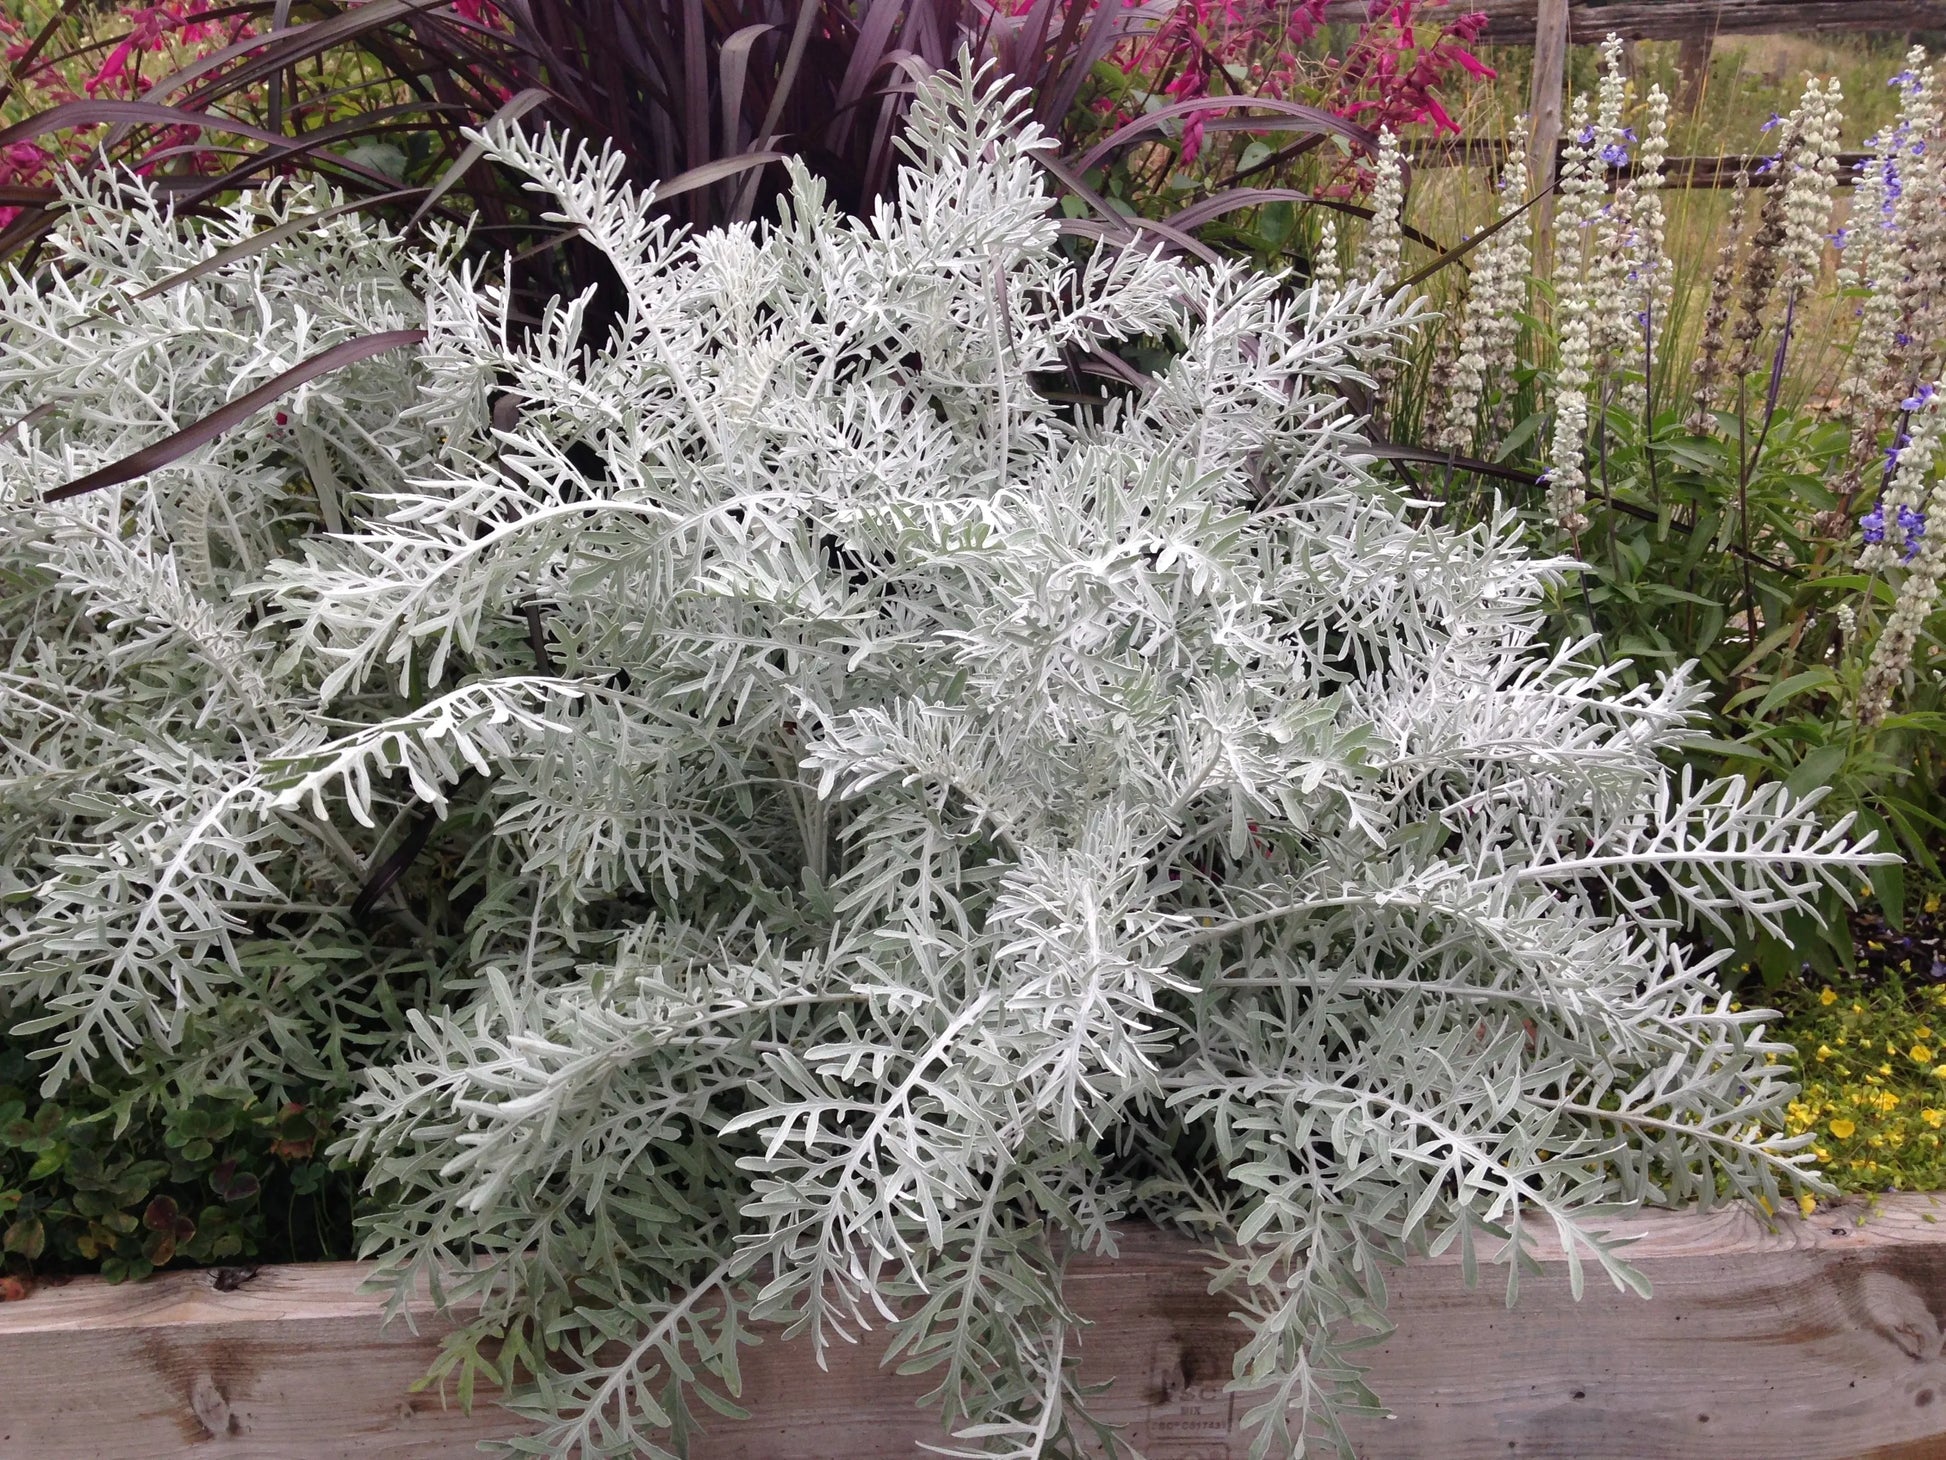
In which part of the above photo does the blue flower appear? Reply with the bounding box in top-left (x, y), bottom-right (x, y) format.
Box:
top-left (1863, 504), bottom-right (1888, 545)
top-left (1903, 384), bottom-right (1938, 413)
top-left (1601, 142), bottom-right (1631, 167)
top-left (1760, 114), bottom-right (1783, 133)
top-left (1900, 505), bottom-right (1927, 561)
top-left (1830, 227), bottom-right (1850, 249)
top-left (1577, 124), bottom-right (1596, 146)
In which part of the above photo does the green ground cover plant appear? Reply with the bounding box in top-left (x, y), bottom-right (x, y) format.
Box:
top-left (0, 1037), bottom-right (352, 1285)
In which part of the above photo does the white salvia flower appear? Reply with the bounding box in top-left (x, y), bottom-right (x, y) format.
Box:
top-left (1778, 77), bottom-right (1844, 301)
top-left (1860, 381), bottom-right (1946, 723)
top-left (1839, 112), bottom-right (1914, 380)
top-left (1548, 92), bottom-right (1603, 533)
top-left (1589, 36), bottom-right (1639, 375)
top-left (1355, 126), bottom-right (1405, 290)
top-left (1835, 601), bottom-right (1858, 644)
top-left (1313, 213), bottom-right (1343, 296)
top-left (1437, 115), bottom-right (1532, 455)
top-left (1629, 85), bottom-right (1673, 342)
top-left (1834, 55), bottom-right (1932, 521)
top-left (1836, 55), bottom-right (1919, 295)
top-left (1593, 33), bottom-right (1628, 145)
top-left (1892, 58), bottom-right (1946, 378)
top-left (1894, 70), bottom-right (1944, 358)
top-left (0, 60), bottom-right (1884, 1460)
top-left (1577, 46), bottom-right (1673, 421)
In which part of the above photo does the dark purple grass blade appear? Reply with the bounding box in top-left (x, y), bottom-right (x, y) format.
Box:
top-left (407, 86), bottom-right (552, 229)
top-left (656, 150), bottom-right (788, 200)
top-left (1167, 187), bottom-right (1448, 258)
top-left (1396, 180), bottom-right (1558, 290)
top-left (135, 188), bottom-right (426, 302)
top-left (44, 330), bottom-right (428, 503)
top-left (0, 99), bottom-right (293, 153)
top-left (1074, 96), bottom-right (1377, 179)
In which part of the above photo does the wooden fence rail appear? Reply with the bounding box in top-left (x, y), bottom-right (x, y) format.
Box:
top-left (3, 1196), bottom-right (1946, 1458)
top-left (1403, 140), bottom-right (1876, 186)
top-left (1322, 0), bottom-right (1946, 43)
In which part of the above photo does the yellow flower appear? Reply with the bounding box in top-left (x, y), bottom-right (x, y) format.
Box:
top-left (1820, 988), bottom-right (1838, 1006)
top-left (1830, 1118), bottom-right (1857, 1138)
top-left (1880, 1064), bottom-right (1894, 1076)
top-left (1913, 1045), bottom-right (1935, 1063)
top-left (1934, 1065), bottom-right (1946, 1079)
top-left (1815, 1147), bottom-right (1831, 1162)
top-left (1919, 1026), bottom-right (1934, 1040)
top-left (1928, 894), bottom-right (1941, 914)
top-left (1798, 1194), bottom-right (1816, 1218)
top-left (1816, 1045), bottom-right (1834, 1061)
top-left (1925, 1111), bottom-right (1945, 1128)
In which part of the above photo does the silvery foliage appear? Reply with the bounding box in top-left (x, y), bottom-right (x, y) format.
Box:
top-left (0, 61), bottom-right (1879, 1459)
top-left (0, 172), bottom-right (461, 1097)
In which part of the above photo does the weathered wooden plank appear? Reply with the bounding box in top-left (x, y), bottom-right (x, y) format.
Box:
top-left (3, 1196), bottom-right (1946, 1458)
top-left (1401, 140), bottom-right (1873, 188)
top-left (0, 1263), bottom-right (515, 1458)
top-left (1321, 1), bottom-right (1946, 43)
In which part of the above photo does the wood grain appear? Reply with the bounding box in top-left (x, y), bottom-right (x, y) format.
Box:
top-left (4, 1197), bottom-right (1946, 1458)
top-left (1320, 1), bottom-right (1946, 42)
top-left (1527, 0), bottom-right (1571, 264)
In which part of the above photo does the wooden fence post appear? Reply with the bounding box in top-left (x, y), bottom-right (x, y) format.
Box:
top-left (1675, 32), bottom-right (1714, 115)
top-left (1529, 0), bottom-right (1570, 268)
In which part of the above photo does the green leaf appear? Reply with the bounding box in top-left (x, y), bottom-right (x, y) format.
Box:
top-left (3, 1215), bottom-right (44, 1260)
top-left (1784, 744), bottom-right (1848, 802)
top-left (25, 1143), bottom-right (66, 1182)
top-left (1724, 668), bottom-right (1838, 719)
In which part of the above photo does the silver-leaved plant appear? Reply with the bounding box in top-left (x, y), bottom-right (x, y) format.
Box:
top-left (0, 62), bottom-right (1882, 1460)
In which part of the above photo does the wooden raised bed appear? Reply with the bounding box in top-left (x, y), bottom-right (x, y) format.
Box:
top-left (4, 1196), bottom-right (1945, 1459)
